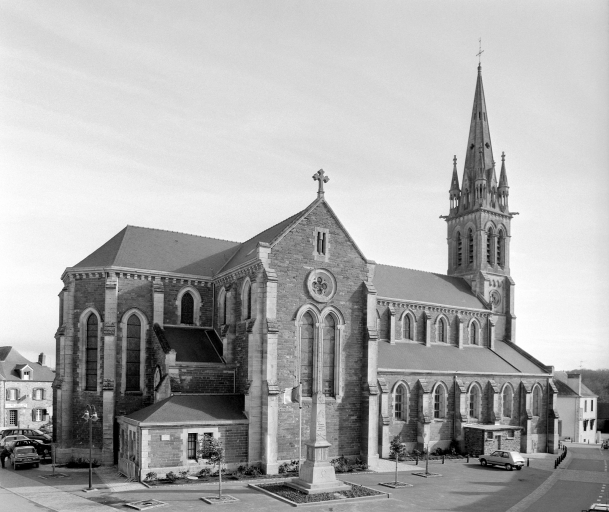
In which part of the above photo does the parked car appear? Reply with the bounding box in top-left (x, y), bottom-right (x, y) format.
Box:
top-left (0, 435), bottom-right (30, 449)
top-left (12, 439), bottom-right (51, 458)
top-left (602, 440), bottom-right (609, 449)
top-left (0, 428), bottom-right (52, 443)
top-left (39, 423), bottom-right (53, 435)
top-left (479, 450), bottom-right (525, 471)
top-left (10, 445), bottom-right (41, 469)
top-left (583, 504), bottom-right (609, 511)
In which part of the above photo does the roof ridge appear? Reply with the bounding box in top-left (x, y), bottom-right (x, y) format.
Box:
top-left (242, 209), bottom-right (305, 246)
top-left (216, 207), bottom-right (308, 274)
top-left (125, 225), bottom-right (240, 245)
top-left (376, 262), bottom-right (453, 277)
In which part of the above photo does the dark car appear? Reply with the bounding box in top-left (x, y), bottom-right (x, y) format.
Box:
top-left (0, 428), bottom-right (52, 444)
top-left (12, 439), bottom-right (51, 459)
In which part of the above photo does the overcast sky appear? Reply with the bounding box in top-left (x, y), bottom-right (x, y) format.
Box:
top-left (1, 1), bottom-right (608, 371)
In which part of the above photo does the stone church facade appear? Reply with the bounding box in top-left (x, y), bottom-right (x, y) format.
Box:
top-left (53, 65), bottom-right (559, 479)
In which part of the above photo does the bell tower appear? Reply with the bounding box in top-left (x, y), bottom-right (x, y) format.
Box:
top-left (444, 64), bottom-right (517, 344)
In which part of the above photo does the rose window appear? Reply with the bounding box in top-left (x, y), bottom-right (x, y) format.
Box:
top-left (306, 269), bottom-right (337, 303)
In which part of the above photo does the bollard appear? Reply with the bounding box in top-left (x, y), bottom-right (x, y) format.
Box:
top-left (467, 454), bottom-right (470, 463)
top-left (527, 458), bottom-right (529, 467)
top-left (415, 456), bottom-right (419, 465)
top-left (442, 455), bottom-right (445, 464)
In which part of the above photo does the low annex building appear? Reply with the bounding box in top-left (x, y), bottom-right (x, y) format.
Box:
top-left (1, 347), bottom-right (54, 429)
top-left (53, 64), bottom-right (560, 479)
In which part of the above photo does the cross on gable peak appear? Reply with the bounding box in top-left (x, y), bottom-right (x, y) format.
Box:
top-left (312, 169), bottom-right (330, 199)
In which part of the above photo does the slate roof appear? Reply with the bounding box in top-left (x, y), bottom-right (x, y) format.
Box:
top-left (73, 226), bottom-right (240, 276)
top-left (0, 347), bottom-right (55, 382)
top-left (373, 264), bottom-right (486, 310)
top-left (218, 210), bottom-right (305, 273)
top-left (554, 371), bottom-right (597, 397)
top-left (377, 340), bottom-right (548, 375)
top-left (70, 198), bottom-right (369, 279)
top-left (553, 378), bottom-right (578, 397)
top-left (161, 327), bottom-right (224, 363)
top-left (124, 395), bottom-right (247, 424)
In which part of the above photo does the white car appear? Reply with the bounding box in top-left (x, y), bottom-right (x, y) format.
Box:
top-left (479, 450), bottom-right (525, 471)
top-left (0, 434), bottom-right (29, 449)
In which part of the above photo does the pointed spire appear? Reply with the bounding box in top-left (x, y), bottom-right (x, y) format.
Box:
top-left (499, 151), bottom-right (509, 188)
top-left (450, 155), bottom-right (460, 192)
top-left (463, 65), bottom-right (494, 178)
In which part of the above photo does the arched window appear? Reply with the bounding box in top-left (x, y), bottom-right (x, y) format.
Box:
top-left (241, 280), bottom-right (252, 320)
top-left (403, 314), bottom-right (412, 340)
top-left (180, 292), bottom-right (194, 325)
top-left (468, 229), bottom-right (474, 264)
top-left (420, 314), bottom-right (427, 343)
top-left (457, 232), bottom-right (463, 267)
top-left (532, 385), bottom-right (542, 416)
top-left (247, 283), bottom-right (252, 319)
top-left (218, 288), bottom-right (227, 326)
top-left (469, 384), bottom-right (481, 419)
top-left (502, 385), bottom-right (513, 418)
top-left (300, 312), bottom-right (315, 397)
top-left (85, 314), bottom-right (98, 391)
top-left (437, 318), bottom-right (447, 343)
top-left (497, 229), bottom-right (504, 267)
top-left (486, 227), bottom-right (494, 265)
top-left (125, 315), bottom-right (141, 391)
top-left (322, 315), bottom-right (336, 396)
top-left (394, 383), bottom-right (407, 420)
top-left (434, 384), bottom-right (446, 419)
top-left (470, 321), bottom-right (479, 345)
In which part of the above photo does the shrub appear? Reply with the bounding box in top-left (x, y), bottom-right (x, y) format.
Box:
top-left (197, 467), bottom-right (211, 477)
top-left (278, 460), bottom-right (299, 474)
top-left (165, 471), bottom-right (178, 482)
top-left (178, 470), bottom-right (189, 479)
top-left (66, 456), bottom-right (100, 468)
top-left (144, 472), bottom-right (157, 482)
top-left (353, 457), bottom-right (368, 470)
top-left (330, 456), bottom-right (351, 473)
top-left (240, 463), bottom-right (262, 476)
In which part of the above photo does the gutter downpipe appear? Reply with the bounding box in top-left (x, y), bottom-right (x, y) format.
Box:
top-left (546, 380), bottom-right (549, 453)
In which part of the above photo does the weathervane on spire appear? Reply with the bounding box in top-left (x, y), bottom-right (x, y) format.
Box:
top-left (476, 38), bottom-right (484, 66)
top-left (312, 169), bottom-right (329, 199)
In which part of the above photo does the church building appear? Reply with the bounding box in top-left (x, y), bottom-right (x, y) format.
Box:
top-left (53, 64), bottom-right (559, 480)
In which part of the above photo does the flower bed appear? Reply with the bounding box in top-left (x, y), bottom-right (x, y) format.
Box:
top-left (253, 482), bottom-right (387, 505)
top-left (143, 466), bottom-right (292, 487)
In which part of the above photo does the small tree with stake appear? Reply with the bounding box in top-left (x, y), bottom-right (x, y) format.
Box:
top-left (390, 435), bottom-right (408, 485)
top-left (199, 436), bottom-right (225, 500)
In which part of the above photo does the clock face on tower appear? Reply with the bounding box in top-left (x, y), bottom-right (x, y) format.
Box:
top-left (306, 269), bottom-right (337, 303)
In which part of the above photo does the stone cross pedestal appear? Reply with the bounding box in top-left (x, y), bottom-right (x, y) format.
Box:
top-left (287, 392), bottom-right (350, 494)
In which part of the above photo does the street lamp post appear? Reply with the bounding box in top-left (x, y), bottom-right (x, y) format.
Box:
top-left (82, 405), bottom-right (99, 491)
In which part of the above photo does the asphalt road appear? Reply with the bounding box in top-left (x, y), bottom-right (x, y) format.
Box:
top-left (525, 444), bottom-right (609, 512)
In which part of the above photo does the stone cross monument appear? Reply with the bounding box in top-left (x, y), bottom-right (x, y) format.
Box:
top-left (287, 321), bottom-right (349, 494)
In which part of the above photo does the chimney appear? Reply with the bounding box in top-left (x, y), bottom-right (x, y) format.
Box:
top-left (566, 372), bottom-right (582, 395)
top-left (38, 353), bottom-right (47, 367)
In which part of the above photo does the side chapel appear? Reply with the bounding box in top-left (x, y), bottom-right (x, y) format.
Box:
top-left (53, 64), bottom-right (559, 480)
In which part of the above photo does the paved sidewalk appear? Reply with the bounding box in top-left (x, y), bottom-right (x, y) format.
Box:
top-left (0, 465), bottom-right (115, 511)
